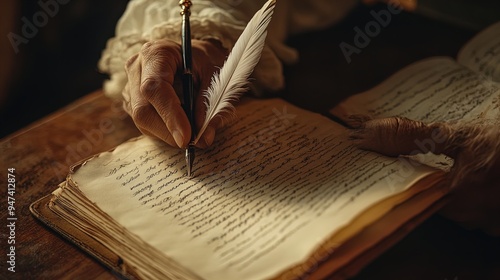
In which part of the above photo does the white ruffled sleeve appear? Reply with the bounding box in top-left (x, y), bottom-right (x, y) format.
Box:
top-left (98, 0), bottom-right (358, 99)
top-left (98, 0), bottom-right (283, 99)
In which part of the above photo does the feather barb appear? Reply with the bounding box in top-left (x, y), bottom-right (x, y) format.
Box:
top-left (193, 0), bottom-right (277, 144)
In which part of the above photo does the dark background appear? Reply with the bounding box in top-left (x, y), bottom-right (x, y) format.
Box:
top-left (0, 0), bottom-right (129, 138)
top-left (1, 0), bottom-right (500, 139)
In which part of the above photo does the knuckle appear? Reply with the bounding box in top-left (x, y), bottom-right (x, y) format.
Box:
top-left (140, 41), bottom-right (155, 55)
top-left (141, 41), bottom-right (166, 58)
top-left (131, 104), bottom-right (151, 123)
top-left (125, 53), bottom-right (139, 71)
top-left (141, 40), bottom-right (180, 60)
top-left (140, 77), bottom-right (162, 97)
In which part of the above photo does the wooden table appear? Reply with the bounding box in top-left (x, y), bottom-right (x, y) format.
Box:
top-left (2, 5), bottom-right (499, 280)
top-left (1, 91), bottom-right (140, 279)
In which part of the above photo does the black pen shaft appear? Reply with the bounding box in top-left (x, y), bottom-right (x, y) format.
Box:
top-left (180, 0), bottom-right (195, 176)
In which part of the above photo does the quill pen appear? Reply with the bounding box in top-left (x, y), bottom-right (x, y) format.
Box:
top-left (193, 0), bottom-right (276, 144)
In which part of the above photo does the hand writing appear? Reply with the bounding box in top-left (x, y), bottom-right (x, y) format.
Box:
top-left (123, 39), bottom-right (229, 148)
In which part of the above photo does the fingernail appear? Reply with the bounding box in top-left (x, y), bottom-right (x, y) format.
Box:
top-left (172, 130), bottom-right (184, 148)
top-left (203, 127), bottom-right (215, 146)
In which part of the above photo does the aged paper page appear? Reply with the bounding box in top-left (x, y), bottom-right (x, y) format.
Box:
top-left (331, 57), bottom-right (499, 123)
top-left (67, 98), bottom-right (435, 280)
top-left (330, 57), bottom-right (500, 170)
top-left (457, 21), bottom-right (500, 82)
top-left (51, 181), bottom-right (200, 280)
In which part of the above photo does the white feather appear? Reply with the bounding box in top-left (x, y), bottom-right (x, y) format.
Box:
top-left (194, 0), bottom-right (276, 144)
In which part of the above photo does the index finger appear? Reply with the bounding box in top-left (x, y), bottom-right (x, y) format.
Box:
top-left (140, 41), bottom-right (192, 148)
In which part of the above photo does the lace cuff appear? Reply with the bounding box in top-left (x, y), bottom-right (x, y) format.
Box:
top-left (98, 0), bottom-right (284, 99)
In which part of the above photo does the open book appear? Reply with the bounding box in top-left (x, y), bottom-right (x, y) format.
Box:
top-left (331, 21), bottom-right (500, 172)
top-left (333, 20), bottom-right (500, 124)
top-left (30, 22), bottom-right (500, 280)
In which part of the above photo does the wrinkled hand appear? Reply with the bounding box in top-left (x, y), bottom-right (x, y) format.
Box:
top-left (348, 116), bottom-right (500, 236)
top-left (123, 39), bottom-right (228, 148)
